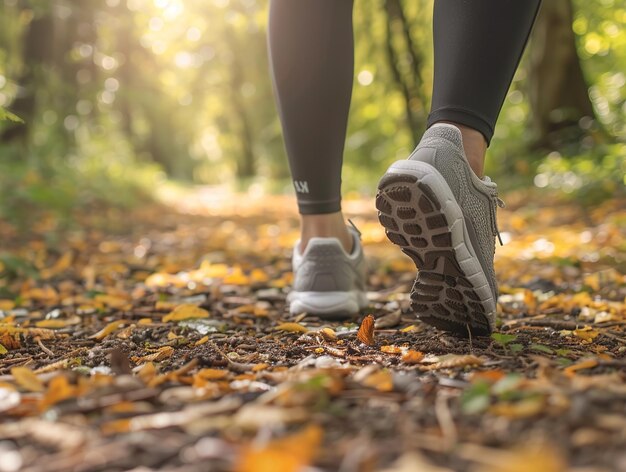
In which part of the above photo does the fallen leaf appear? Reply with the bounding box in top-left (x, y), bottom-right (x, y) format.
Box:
top-left (235, 424), bottom-right (323, 472)
top-left (357, 314), bottom-right (375, 345)
top-left (196, 368), bottom-right (229, 380)
top-left (401, 350), bottom-right (424, 364)
top-left (318, 327), bottom-right (337, 341)
top-left (11, 366), bottom-right (45, 392)
top-left (361, 370), bottom-right (394, 392)
top-left (275, 322), bottom-right (309, 334)
top-left (573, 326), bottom-right (599, 343)
top-left (563, 358), bottom-right (598, 377)
top-left (381, 345), bottom-right (403, 354)
top-left (89, 320), bottom-right (126, 340)
top-left (163, 304), bottom-right (210, 322)
top-left (422, 355), bottom-right (483, 371)
top-left (132, 346), bottom-right (175, 363)
top-left (0, 300), bottom-right (15, 311)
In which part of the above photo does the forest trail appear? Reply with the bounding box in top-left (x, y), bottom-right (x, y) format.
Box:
top-left (0, 190), bottom-right (625, 472)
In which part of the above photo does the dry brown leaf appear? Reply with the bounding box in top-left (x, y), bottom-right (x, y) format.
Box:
top-left (89, 320), bottom-right (126, 341)
top-left (163, 304), bottom-right (210, 322)
top-left (11, 366), bottom-right (45, 392)
top-left (137, 362), bottom-right (157, 384)
top-left (563, 358), bottom-right (598, 377)
top-left (41, 375), bottom-right (75, 409)
top-left (132, 346), bottom-right (175, 363)
top-left (357, 314), bottom-right (375, 345)
top-left (422, 355), bottom-right (483, 371)
top-left (489, 396), bottom-right (545, 419)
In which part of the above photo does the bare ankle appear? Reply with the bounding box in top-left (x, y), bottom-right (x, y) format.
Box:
top-left (300, 212), bottom-right (353, 253)
top-left (439, 122), bottom-right (487, 177)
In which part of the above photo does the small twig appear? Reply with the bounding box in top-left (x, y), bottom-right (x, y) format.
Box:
top-left (434, 390), bottom-right (458, 447)
top-left (35, 336), bottom-right (55, 357)
top-left (466, 323), bottom-right (473, 353)
top-left (604, 331), bottom-right (626, 345)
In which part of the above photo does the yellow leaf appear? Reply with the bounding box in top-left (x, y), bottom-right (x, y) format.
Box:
top-left (196, 368), bottom-right (229, 380)
top-left (400, 325), bottom-right (417, 333)
top-left (0, 344), bottom-right (7, 355)
top-left (0, 300), bottom-right (15, 311)
top-left (163, 304), bottom-right (210, 322)
top-left (89, 320), bottom-right (126, 341)
top-left (318, 328), bottom-right (337, 341)
top-left (194, 335), bottom-right (209, 346)
top-left (362, 370), bottom-right (393, 392)
top-left (573, 326), bottom-right (599, 343)
top-left (252, 363), bottom-right (269, 372)
top-left (381, 345), bottom-right (403, 354)
top-left (11, 366), bottom-right (44, 392)
top-left (235, 425), bottom-right (323, 472)
top-left (275, 322), bottom-right (309, 334)
top-left (250, 269), bottom-right (269, 283)
top-left (35, 317), bottom-right (80, 329)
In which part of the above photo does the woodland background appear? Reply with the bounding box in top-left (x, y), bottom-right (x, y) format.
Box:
top-left (0, 0), bottom-right (624, 224)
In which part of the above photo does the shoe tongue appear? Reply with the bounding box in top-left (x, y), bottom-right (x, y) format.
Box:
top-left (420, 123), bottom-right (464, 149)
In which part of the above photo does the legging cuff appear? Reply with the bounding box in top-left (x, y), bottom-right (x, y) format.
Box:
top-left (427, 107), bottom-right (494, 145)
top-left (297, 199), bottom-right (342, 215)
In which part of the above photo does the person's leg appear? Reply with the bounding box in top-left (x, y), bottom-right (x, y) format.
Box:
top-left (268, 0), bottom-right (354, 252)
top-left (377, 0), bottom-right (541, 335)
top-left (428, 0), bottom-right (542, 177)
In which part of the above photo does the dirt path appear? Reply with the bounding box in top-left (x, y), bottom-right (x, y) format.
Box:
top-left (0, 192), bottom-right (625, 472)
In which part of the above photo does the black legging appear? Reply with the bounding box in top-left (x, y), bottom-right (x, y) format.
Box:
top-left (268, 0), bottom-right (541, 215)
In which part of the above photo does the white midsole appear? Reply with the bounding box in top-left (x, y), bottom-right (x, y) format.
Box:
top-left (288, 290), bottom-right (368, 316)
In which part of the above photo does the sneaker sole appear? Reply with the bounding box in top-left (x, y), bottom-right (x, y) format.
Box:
top-left (376, 160), bottom-right (496, 336)
top-left (288, 290), bottom-right (368, 318)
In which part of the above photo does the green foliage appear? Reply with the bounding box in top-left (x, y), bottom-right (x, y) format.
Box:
top-left (534, 143), bottom-right (626, 204)
top-left (490, 333), bottom-right (518, 347)
top-left (0, 107), bottom-right (22, 123)
top-left (0, 0), bottom-right (623, 223)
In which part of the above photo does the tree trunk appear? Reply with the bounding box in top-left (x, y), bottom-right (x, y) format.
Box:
top-left (383, 0), bottom-right (427, 146)
top-left (0, 8), bottom-right (54, 144)
top-left (528, 0), bottom-right (597, 150)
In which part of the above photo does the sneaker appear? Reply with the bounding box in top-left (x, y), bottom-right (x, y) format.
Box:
top-left (287, 224), bottom-right (368, 317)
top-left (376, 124), bottom-right (504, 336)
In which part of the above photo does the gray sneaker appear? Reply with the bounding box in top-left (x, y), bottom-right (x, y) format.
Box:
top-left (287, 224), bottom-right (368, 317)
top-left (376, 124), bottom-right (504, 336)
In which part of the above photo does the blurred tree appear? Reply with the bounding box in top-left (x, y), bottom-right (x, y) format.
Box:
top-left (528, 0), bottom-right (598, 150)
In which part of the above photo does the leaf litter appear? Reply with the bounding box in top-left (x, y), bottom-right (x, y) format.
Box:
top-left (0, 193), bottom-right (625, 471)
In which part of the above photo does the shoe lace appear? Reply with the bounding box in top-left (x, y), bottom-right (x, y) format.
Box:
top-left (491, 192), bottom-right (506, 247)
top-left (347, 218), bottom-right (362, 239)
top-left (483, 176), bottom-right (505, 246)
